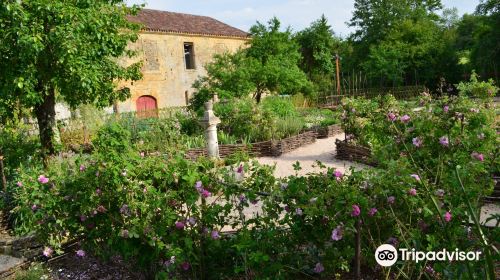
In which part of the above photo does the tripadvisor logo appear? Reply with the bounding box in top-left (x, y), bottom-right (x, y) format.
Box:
top-left (375, 244), bottom-right (482, 267)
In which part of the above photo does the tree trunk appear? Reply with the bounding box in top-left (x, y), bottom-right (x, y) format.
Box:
top-left (34, 90), bottom-right (57, 157)
top-left (255, 89), bottom-right (263, 104)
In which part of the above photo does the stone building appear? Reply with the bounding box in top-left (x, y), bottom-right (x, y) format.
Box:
top-left (116, 9), bottom-right (249, 114)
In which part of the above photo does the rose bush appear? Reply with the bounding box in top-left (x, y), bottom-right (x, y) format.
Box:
top-left (7, 85), bottom-right (498, 279)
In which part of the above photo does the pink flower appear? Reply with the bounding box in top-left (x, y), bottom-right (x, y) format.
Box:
top-left (443, 105), bottom-right (449, 113)
top-left (331, 225), bottom-right (343, 241)
top-left (80, 215), bottom-right (87, 222)
top-left (471, 152), bottom-right (484, 162)
top-left (38, 175), bottom-right (49, 184)
top-left (181, 261), bottom-right (191, 271)
top-left (140, 152), bottom-right (145, 157)
top-left (175, 221), bottom-right (185, 230)
top-left (408, 188), bottom-right (417, 196)
top-left (387, 112), bottom-right (397, 122)
top-left (201, 189), bottom-right (211, 198)
top-left (76, 250), bottom-right (85, 257)
top-left (95, 188), bottom-right (102, 195)
top-left (334, 170), bottom-right (343, 178)
top-left (43, 247), bottom-right (53, 257)
top-left (387, 196), bottom-right (395, 204)
top-left (314, 262), bottom-right (324, 273)
top-left (31, 204), bottom-right (38, 211)
top-left (400, 115), bottom-right (410, 124)
top-left (412, 137), bottom-right (423, 148)
top-left (351, 204), bottom-right (361, 217)
top-left (435, 189), bottom-right (445, 197)
top-left (79, 165), bottom-right (86, 172)
top-left (439, 136), bottom-right (449, 147)
top-left (411, 174), bottom-right (421, 181)
top-left (368, 208), bottom-right (378, 216)
top-left (96, 205), bottom-right (106, 213)
top-left (211, 230), bottom-right (221, 240)
top-left (444, 211), bottom-right (452, 222)
top-left (16, 181), bottom-right (22, 187)
top-left (187, 217), bottom-right (196, 226)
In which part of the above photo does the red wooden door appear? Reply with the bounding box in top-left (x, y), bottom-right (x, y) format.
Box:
top-left (136, 95), bottom-right (158, 118)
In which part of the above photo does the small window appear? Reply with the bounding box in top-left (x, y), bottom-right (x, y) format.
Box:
top-left (184, 43), bottom-right (195, 70)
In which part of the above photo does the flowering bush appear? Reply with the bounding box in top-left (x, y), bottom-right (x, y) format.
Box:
top-left (7, 90), bottom-right (498, 278)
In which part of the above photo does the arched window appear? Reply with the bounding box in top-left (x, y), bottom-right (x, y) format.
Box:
top-left (136, 95), bottom-right (158, 118)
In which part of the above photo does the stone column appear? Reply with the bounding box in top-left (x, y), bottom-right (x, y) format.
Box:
top-left (200, 101), bottom-right (221, 158)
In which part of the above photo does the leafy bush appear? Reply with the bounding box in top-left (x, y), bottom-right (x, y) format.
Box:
top-left (260, 96), bottom-right (298, 118)
top-left (456, 71), bottom-right (498, 99)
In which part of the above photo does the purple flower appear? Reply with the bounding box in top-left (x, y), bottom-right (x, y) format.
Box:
top-left (95, 188), bottom-right (102, 195)
top-left (38, 175), bottom-right (49, 184)
top-left (121, 229), bottom-right (129, 238)
top-left (400, 115), bottom-right (410, 124)
top-left (368, 208), bottom-right (378, 216)
top-left (351, 108), bottom-right (356, 113)
top-left (425, 265), bottom-right (435, 275)
top-left (280, 183), bottom-right (288, 190)
top-left (195, 181), bottom-right (202, 192)
top-left (444, 211), bottom-right (452, 222)
top-left (181, 261), bottom-right (191, 271)
top-left (211, 230), bottom-right (221, 240)
top-left (284, 205), bottom-right (291, 212)
top-left (79, 165), bottom-right (86, 172)
top-left (387, 237), bottom-right (399, 246)
top-left (76, 249), bottom-right (85, 257)
top-left (80, 215), bottom-right (87, 222)
top-left (387, 112), bottom-right (397, 122)
top-left (43, 247), bottom-right (53, 257)
top-left (351, 204), bottom-right (361, 217)
top-left (334, 170), bottom-right (343, 178)
top-left (295, 208), bottom-right (303, 216)
top-left (120, 204), bottom-right (130, 216)
top-left (439, 136), bottom-right (449, 147)
top-left (16, 181), bottom-right (22, 187)
top-left (412, 137), bottom-right (423, 148)
top-left (251, 199), bottom-right (259, 205)
top-left (201, 189), bottom-right (211, 198)
top-left (408, 188), bottom-right (417, 196)
top-left (188, 217), bottom-right (196, 226)
top-left (331, 225), bottom-right (343, 241)
top-left (237, 164), bottom-right (243, 174)
top-left (443, 105), bottom-right (449, 113)
top-left (387, 196), bottom-right (395, 204)
top-left (411, 174), bottom-right (421, 181)
top-left (238, 194), bottom-right (247, 203)
top-left (31, 204), bottom-right (38, 211)
top-left (435, 189), bottom-right (445, 197)
top-left (95, 171), bottom-right (100, 177)
top-left (471, 152), bottom-right (484, 162)
top-left (313, 262), bottom-right (324, 273)
top-left (175, 221), bottom-right (185, 230)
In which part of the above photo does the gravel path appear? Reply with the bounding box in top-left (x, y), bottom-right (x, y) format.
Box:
top-left (257, 133), bottom-right (365, 178)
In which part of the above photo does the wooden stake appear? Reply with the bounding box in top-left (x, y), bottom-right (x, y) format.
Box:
top-left (0, 152), bottom-right (7, 192)
top-left (355, 218), bottom-right (361, 279)
top-left (336, 53), bottom-right (341, 96)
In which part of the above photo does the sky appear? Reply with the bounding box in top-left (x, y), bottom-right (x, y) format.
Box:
top-left (125, 0), bottom-right (480, 37)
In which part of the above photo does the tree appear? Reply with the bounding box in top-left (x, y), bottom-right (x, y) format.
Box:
top-left (191, 17), bottom-right (312, 107)
top-left (0, 1), bottom-right (142, 157)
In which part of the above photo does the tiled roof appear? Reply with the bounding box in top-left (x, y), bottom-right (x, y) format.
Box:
top-left (128, 9), bottom-right (249, 38)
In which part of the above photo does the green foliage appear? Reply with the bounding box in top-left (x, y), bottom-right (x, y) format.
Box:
top-left (260, 96), bottom-right (298, 118)
top-left (0, 1), bottom-right (143, 154)
top-left (191, 17), bottom-right (313, 109)
top-left (456, 71), bottom-right (498, 99)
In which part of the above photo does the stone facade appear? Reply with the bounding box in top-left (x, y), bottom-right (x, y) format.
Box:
top-left (116, 32), bottom-right (248, 112)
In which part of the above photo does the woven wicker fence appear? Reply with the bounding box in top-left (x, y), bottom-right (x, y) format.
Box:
top-left (186, 130), bottom-right (320, 160)
top-left (334, 139), bottom-right (377, 166)
top-left (310, 124), bottom-right (343, 139)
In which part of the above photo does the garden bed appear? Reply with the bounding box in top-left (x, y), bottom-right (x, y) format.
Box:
top-left (334, 139), bottom-right (377, 166)
top-left (186, 130), bottom-right (318, 160)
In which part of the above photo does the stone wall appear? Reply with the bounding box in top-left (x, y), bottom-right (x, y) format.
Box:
top-left (117, 32), bottom-right (248, 112)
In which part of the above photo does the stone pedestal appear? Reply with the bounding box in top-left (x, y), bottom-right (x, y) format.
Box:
top-left (199, 101), bottom-right (221, 158)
